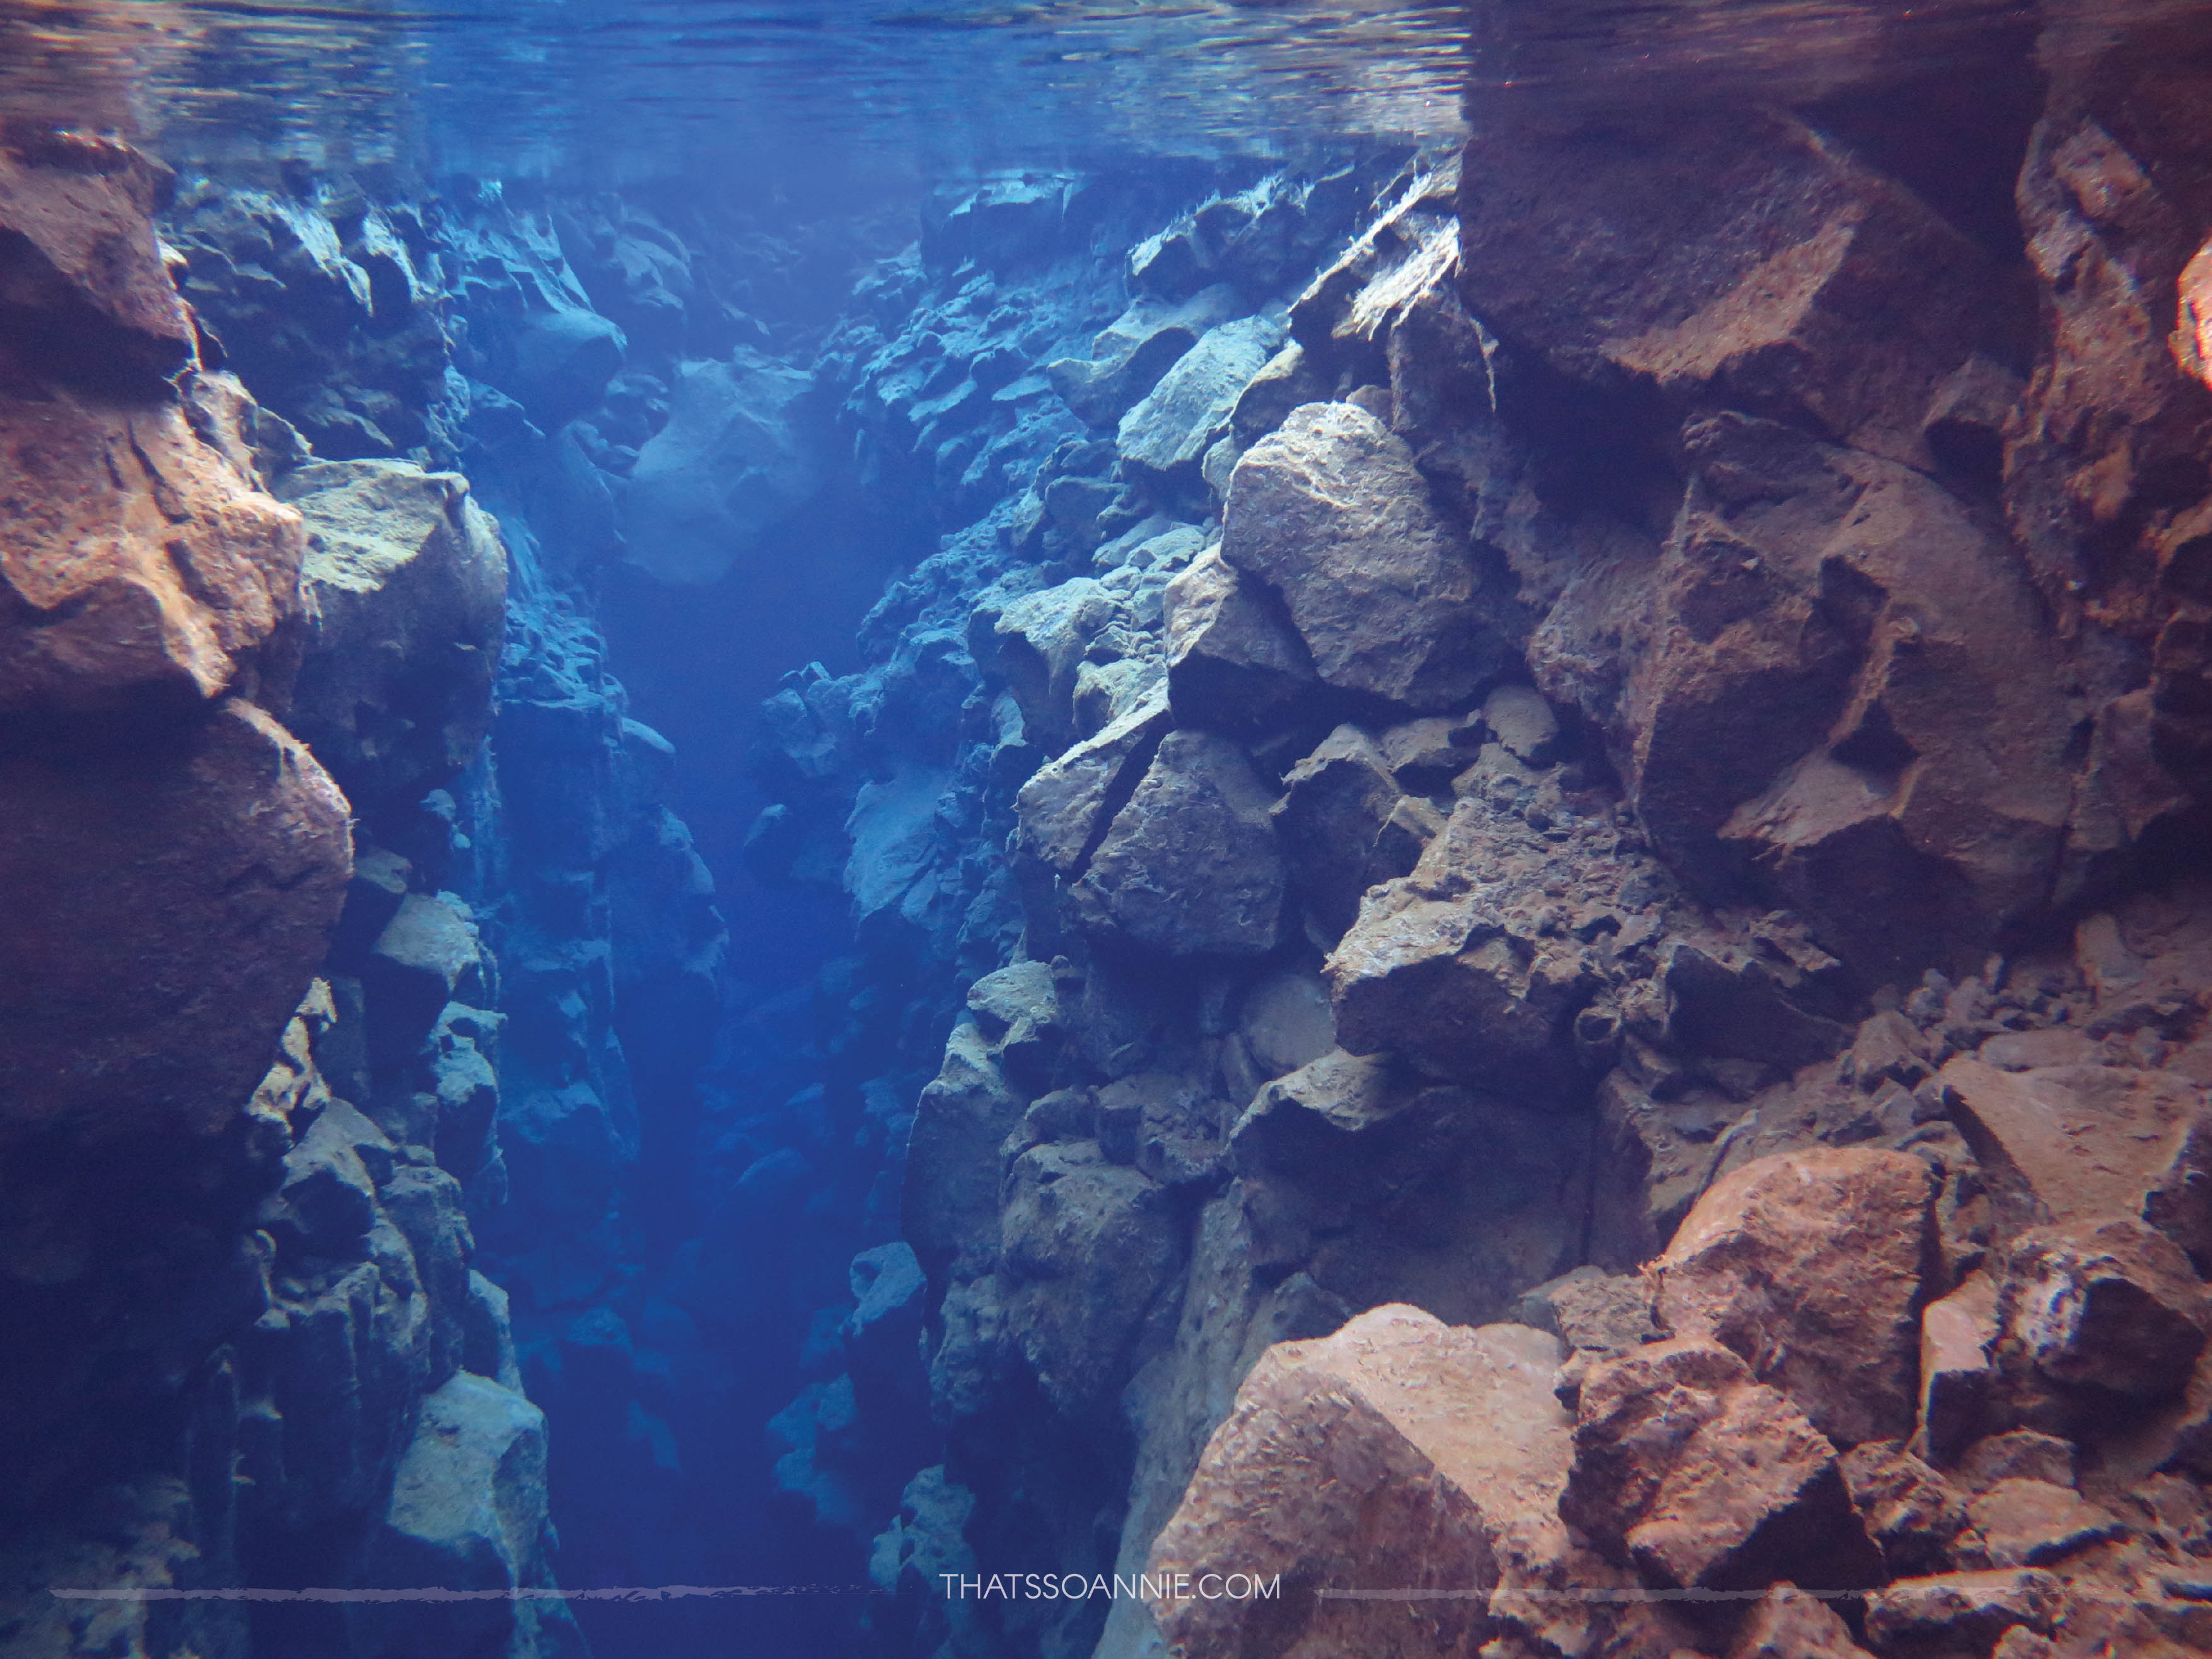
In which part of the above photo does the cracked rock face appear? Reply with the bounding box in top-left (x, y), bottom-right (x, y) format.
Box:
top-left (1071, 728), bottom-right (1287, 957)
top-left (1147, 1306), bottom-right (1571, 1659)
top-left (16, 17), bottom-right (2212, 1659)
top-left (1223, 400), bottom-right (1514, 711)
top-left (0, 698), bottom-right (352, 1143)
top-left (278, 459), bottom-right (509, 816)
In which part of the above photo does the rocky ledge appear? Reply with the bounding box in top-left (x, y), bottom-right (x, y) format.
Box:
top-left (738, 9), bottom-right (2212, 1659)
top-left (0, 127), bottom-right (582, 1659)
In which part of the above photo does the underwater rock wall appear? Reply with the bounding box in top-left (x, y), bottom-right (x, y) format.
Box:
top-left (159, 175), bottom-right (764, 1634)
top-left (0, 132), bottom-right (583, 1659)
top-left (8, 6), bottom-right (2212, 1656)
top-left (746, 13), bottom-right (2212, 1659)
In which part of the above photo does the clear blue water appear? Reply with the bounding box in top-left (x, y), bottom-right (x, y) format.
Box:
top-left (1, 0), bottom-right (1467, 175)
top-left (15, 0), bottom-right (2189, 177)
top-left (10, 4), bottom-right (2209, 1659)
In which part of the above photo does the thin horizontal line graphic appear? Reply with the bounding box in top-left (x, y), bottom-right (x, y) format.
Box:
top-left (52, 1581), bottom-right (2062, 1607)
top-left (1325, 1586), bottom-right (1878, 1604)
top-left (50, 1585), bottom-right (880, 1603)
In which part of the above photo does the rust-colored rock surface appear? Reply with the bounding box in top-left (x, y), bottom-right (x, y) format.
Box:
top-left (1561, 1336), bottom-right (1883, 1594)
top-left (1458, 107), bottom-right (2000, 469)
top-left (1726, 1583), bottom-right (1875, 1659)
top-left (1998, 1217), bottom-right (2209, 1401)
top-left (1654, 1146), bottom-right (1939, 1446)
top-left (0, 127), bottom-right (194, 387)
top-left (1942, 1056), bottom-right (2210, 1245)
top-left (1146, 1305), bottom-right (1571, 1659)
top-left (0, 387), bottom-right (307, 711)
top-left (0, 697), bottom-right (351, 1141)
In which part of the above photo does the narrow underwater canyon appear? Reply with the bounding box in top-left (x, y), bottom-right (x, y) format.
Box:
top-left (6, 6), bottom-right (2212, 1659)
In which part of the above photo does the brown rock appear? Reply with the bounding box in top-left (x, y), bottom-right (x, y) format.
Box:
top-left (1513, 1267), bottom-right (1658, 1358)
top-left (1941, 1056), bottom-right (2208, 1247)
top-left (1327, 880), bottom-right (1594, 1103)
top-left (1160, 544), bottom-right (1314, 736)
top-left (1726, 1584), bottom-right (1875, 1659)
top-left (1919, 1272), bottom-right (2000, 1465)
top-left (0, 698), bottom-right (352, 1142)
top-left (1683, 419), bottom-right (2076, 989)
top-left (1954, 1432), bottom-right (2076, 1494)
top-left (1660, 931), bottom-right (1850, 1071)
top-left (1849, 1009), bottom-right (1930, 1093)
top-left (1653, 1147), bottom-right (1939, 1446)
top-left (1147, 1306), bottom-right (1571, 1659)
top-left (1271, 724), bottom-right (1417, 942)
top-left (0, 131), bottom-right (194, 386)
top-left (1, 386), bottom-right (307, 713)
top-left (1863, 1569), bottom-right (2064, 1658)
top-left (1071, 730), bottom-right (1286, 956)
top-left (1841, 1441), bottom-right (1966, 1578)
top-left (1221, 401), bottom-right (1513, 711)
top-left (1482, 683), bottom-right (1562, 767)
top-left (1458, 107), bottom-right (1998, 467)
top-left (1229, 1049), bottom-right (1587, 1326)
top-left (2145, 1113), bottom-right (2212, 1279)
top-left (1587, 1071), bottom-right (1732, 1271)
top-left (1378, 713), bottom-right (1481, 792)
top-left (2000, 1218), bottom-right (2209, 1400)
top-left (1561, 1337), bottom-right (1883, 1594)
top-left (1961, 1479), bottom-right (2122, 1568)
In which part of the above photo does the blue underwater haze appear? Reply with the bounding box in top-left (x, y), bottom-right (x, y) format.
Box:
top-left (11, 4), bottom-right (2212, 1659)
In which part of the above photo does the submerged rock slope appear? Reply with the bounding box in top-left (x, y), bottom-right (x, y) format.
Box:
top-left (0, 132), bottom-right (584, 1659)
top-left (6, 4), bottom-right (2212, 1657)
top-left (735, 14), bottom-right (2212, 1659)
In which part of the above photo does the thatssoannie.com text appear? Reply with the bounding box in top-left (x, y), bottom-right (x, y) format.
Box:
top-left (940, 1572), bottom-right (1281, 1602)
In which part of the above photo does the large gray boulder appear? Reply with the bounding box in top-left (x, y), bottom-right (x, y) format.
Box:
top-left (625, 350), bottom-right (817, 584)
top-left (1223, 402), bottom-right (1514, 710)
top-left (994, 577), bottom-right (1120, 751)
top-left (1013, 693), bottom-right (1173, 878)
top-left (1118, 315), bottom-right (1285, 481)
top-left (1072, 730), bottom-right (1286, 957)
top-left (348, 1371), bottom-right (584, 1659)
top-left (1001, 1143), bottom-right (1183, 1417)
top-left (277, 459), bottom-right (508, 815)
top-left (1049, 284), bottom-right (1242, 427)
top-left (1161, 544), bottom-right (1315, 736)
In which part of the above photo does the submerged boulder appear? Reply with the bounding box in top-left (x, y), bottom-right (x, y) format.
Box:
top-left (1117, 315), bottom-right (1285, 481)
top-left (0, 699), bottom-right (352, 1142)
top-left (1223, 401), bottom-right (1514, 711)
top-left (1653, 1147), bottom-right (1940, 1447)
top-left (1, 378), bottom-right (307, 712)
top-left (1072, 730), bottom-right (1285, 957)
top-left (1148, 1307), bottom-right (1571, 1659)
top-left (1562, 1337), bottom-right (1884, 1593)
top-left (348, 1371), bottom-right (579, 1658)
top-left (625, 350), bottom-right (817, 585)
top-left (279, 459), bottom-right (508, 812)
top-left (1161, 545), bottom-right (1315, 736)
